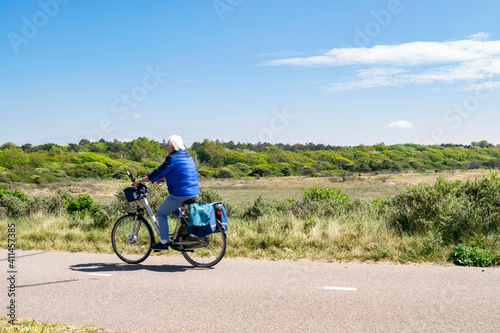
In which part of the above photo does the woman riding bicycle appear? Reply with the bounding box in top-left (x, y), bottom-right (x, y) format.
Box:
top-left (133, 135), bottom-right (199, 250)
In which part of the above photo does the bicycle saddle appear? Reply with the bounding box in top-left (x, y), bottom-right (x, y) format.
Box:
top-left (182, 197), bottom-right (198, 206)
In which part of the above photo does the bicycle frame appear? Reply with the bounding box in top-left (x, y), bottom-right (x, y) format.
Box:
top-left (141, 197), bottom-right (160, 234)
top-left (132, 196), bottom-right (202, 248)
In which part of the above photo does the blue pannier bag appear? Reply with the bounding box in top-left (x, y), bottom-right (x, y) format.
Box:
top-left (188, 202), bottom-right (228, 237)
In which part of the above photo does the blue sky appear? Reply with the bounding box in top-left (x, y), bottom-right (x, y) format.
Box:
top-left (1, 0), bottom-right (500, 147)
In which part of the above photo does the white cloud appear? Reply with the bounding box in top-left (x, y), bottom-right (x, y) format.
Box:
top-left (132, 113), bottom-right (142, 118)
top-left (460, 81), bottom-right (500, 91)
top-left (264, 36), bottom-right (500, 67)
top-left (469, 32), bottom-right (491, 40)
top-left (387, 120), bottom-right (414, 129)
top-left (263, 33), bottom-right (500, 91)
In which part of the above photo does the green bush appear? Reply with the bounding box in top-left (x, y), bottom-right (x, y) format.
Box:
top-left (0, 189), bottom-right (29, 202)
top-left (197, 166), bottom-right (213, 178)
top-left (112, 166), bottom-right (128, 179)
top-left (242, 195), bottom-right (282, 219)
top-left (0, 206), bottom-right (7, 219)
top-left (215, 167), bottom-right (235, 179)
top-left (196, 187), bottom-right (239, 217)
top-left (143, 183), bottom-right (170, 212)
top-left (198, 187), bottom-right (223, 202)
top-left (0, 195), bottom-right (27, 217)
top-left (383, 173), bottom-right (500, 242)
top-left (250, 165), bottom-right (273, 177)
top-left (371, 197), bottom-right (386, 207)
top-left (89, 203), bottom-right (114, 229)
top-left (32, 193), bottom-right (67, 215)
top-left (240, 188), bottom-right (360, 220)
top-left (70, 152), bottom-right (119, 167)
top-left (144, 160), bottom-right (161, 169)
top-left (0, 171), bottom-right (20, 183)
top-left (82, 162), bottom-right (111, 178)
top-left (303, 186), bottom-right (349, 204)
top-left (280, 163), bottom-right (293, 176)
top-left (451, 244), bottom-right (497, 267)
top-left (66, 194), bottom-right (95, 218)
top-left (233, 163), bottom-right (251, 173)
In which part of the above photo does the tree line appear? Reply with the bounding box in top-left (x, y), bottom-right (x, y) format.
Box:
top-left (0, 138), bottom-right (499, 183)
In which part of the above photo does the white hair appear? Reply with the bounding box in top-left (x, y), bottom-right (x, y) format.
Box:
top-left (167, 135), bottom-right (185, 151)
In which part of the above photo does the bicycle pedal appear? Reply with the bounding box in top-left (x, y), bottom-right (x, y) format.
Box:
top-left (151, 248), bottom-right (169, 252)
top-left (150, 242), bottom-right (171, 251)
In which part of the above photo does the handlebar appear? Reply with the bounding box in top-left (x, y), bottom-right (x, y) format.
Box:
top-left (126, 170), bottom-right (135, 182)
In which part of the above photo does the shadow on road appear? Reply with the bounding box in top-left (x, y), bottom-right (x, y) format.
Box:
top-left (69, 262), bottom-right (198, 273)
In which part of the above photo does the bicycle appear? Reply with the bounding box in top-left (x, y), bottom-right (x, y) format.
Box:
top-left (111, 170), bottom-right (227, 268)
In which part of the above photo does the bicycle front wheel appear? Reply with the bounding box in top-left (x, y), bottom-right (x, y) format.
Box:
top-left (111, 214), bottom-right (154, 264)
top-left (180, 222), bottom-right (227, 268)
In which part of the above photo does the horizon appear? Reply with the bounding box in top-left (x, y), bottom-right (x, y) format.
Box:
top-left (1, 1), bottom-right (500, 147)
top-left (1, 137), bottom-right (497, 149)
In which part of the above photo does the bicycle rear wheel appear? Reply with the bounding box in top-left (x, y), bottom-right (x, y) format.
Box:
top-left (180, 222), bottom-right (227, 268)
top-left (111, 214), bottom-right (154, 264)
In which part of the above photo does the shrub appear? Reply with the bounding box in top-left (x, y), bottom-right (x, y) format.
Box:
top-left (0, 189), bottom-right (29, 202)
top-left (0, 206), bottom-right (7, 218)
top-left (0, 170), bottom-right (20, 183)
top-left (48, 192), bottom-right (70, 214)
top-left (451, 244), bottom-right (497, 267)
top-left (250, 165), bottom-right (273, 177)
top-left (112, 166), bottom-right (129, 180)
top-left (89, 203), bottom-right (114, 229)
top-left (371, 197), bottom-right (386, 207)
top-left (280, 164), bottom-right (292, 176)
top-left (0, 195), bottom-right (27, 217)
top-left (66, 194), bottom-right (95, 218)
top-left (215, 167), bottom-right (235, 178)
top-left (196, 187), bottom-right (239, 217)
top-left (302, 186), bottom-right (349, 204)
top-left (82, 162), bottom-right (111, 178)
top-left (143, 183), bottom-right (170, 212)
top-left (242, 195), bottom-right (279, 219)
top-left (197, 166), bottom-right (213, 178)
top-left (198, 187), bottom-right (223, 202)
top-left (383, 173), bottom-right (500, 242)
top-left (233, 163), bottom-right (251, 173)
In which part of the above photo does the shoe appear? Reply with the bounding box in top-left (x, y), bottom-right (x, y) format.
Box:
top-left (150, 241), bottom-right (172, 251)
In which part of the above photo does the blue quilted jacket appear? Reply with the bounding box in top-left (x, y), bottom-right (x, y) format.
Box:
top-left (147, 150), bottom-right (199, 196)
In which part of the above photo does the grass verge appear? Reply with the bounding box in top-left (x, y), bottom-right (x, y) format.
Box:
top-left (1, 210), bottom-right (491, 264)
top-left (0, 317), bottom-right (119, 333)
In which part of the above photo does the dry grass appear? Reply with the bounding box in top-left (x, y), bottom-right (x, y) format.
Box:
top-left (199, 169), bottom-right (490, 205)
top-left (11, 170), bottom-right (489, 207)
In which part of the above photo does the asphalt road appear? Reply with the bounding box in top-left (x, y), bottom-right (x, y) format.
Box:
top-left (2, 250), bottom-right (499, 332)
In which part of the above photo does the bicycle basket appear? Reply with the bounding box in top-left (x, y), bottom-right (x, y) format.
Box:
top-left (123, 186), bottom-right (145, 202)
